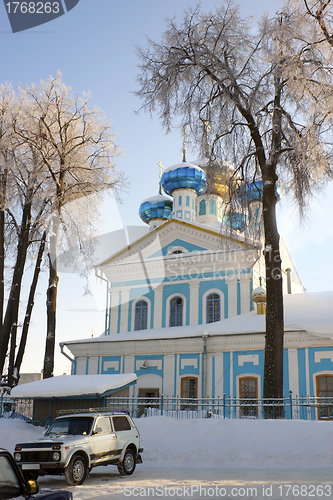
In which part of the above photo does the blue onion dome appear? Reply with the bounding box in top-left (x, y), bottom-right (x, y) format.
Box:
top-left (223, 211), bottom-right (247, 232)
top-left (237, 179), bottom-right (264, 204)
top-left (139, 194), bottom-right (173, 224)
top-left (161, 162), bottom-right (207, 196)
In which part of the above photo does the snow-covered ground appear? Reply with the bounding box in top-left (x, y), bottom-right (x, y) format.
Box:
top-left (1, 416), bottom-right (333, 499)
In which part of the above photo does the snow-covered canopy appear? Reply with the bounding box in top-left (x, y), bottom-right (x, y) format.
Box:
top-left (64, 292), bottom-right (333, 345)
top-left (10, 373), bottom-right (137, 398)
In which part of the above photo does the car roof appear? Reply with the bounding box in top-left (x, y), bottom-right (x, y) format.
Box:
top-left (55, 411), bottom-right (131, 418)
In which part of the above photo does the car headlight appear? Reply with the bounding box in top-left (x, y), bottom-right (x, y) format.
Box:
top-left (52, 451), bottom-right (61, 461)
top-left (14, 453), bottom-right (21, 462)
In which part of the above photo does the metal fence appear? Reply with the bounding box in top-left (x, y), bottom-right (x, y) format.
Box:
top-left (1, 393), bottom-right (333, 425)
top-left (106, 394), bottom-right (333, 420)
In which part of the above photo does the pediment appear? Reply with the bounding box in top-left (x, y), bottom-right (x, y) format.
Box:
top-left (100, 219), bottom-right (256, 268)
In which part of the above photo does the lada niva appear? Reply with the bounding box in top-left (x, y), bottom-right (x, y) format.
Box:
top-left (14, 411), bottom-right (143, 486)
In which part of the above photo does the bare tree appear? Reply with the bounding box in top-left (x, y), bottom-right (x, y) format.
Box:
top-left (16, 74), bottom-right (125, 379)
top-left (0, 90), bottom-right (52, 386)
top-left (0, 76), bottom-right (125, 387)
top-left (135, 2), bottom-right (333, 402)
top-left (302, 0), bottom-right (333, 45)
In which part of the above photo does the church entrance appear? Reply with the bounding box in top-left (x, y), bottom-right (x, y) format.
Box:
top-left (138, 388), bottom-right (160, 417)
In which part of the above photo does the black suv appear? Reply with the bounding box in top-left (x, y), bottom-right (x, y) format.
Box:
top-left (0, 449), bottom-right (72, 500)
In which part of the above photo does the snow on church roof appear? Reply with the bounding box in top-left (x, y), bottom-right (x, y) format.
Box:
top-left (11, 373), bottom-right (137, 399)
top-left (64, 292), bottom-right (333, 346)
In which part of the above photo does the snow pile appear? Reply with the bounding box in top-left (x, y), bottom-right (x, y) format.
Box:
top-left (138, 417), bottom-right (333, 469)
top-left (1, 415), bottom-right (333, 469)
top-left (0, 418), bottom-right (43, 450)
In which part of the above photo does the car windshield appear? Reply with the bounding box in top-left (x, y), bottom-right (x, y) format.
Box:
top-left (46, 416), bottom-right (94, 436)
top-left (0, 456), bottom-right (21, 500)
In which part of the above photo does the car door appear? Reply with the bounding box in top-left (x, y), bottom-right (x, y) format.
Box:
top-left (111, 416), bottom-right (133, 455)
top-left (91, 416), bottom-right (117, 464)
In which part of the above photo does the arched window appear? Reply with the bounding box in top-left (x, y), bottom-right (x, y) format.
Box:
top-left (134, 300), bottom-right (148, 331)
top-left (169, 296), bottom-right (183, 327)
top-left (206, 293), bottom-right (221, 323)
top-left (210, 200), bottom-right (216, 215)
top-left (199, 200), bottom-right (206, 215)
top-left (186, 195), bottom-right (190, 207)
top-left (178, 195), bottom-right (182, 206)
top-left (317, 375), bottom-right (333, 420)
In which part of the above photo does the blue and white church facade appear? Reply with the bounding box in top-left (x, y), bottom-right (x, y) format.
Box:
top-left (62, 149), bottom-right (333, 415)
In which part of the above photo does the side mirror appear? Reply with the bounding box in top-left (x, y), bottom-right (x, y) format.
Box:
top-left (25, 480), bottom-right (39, 495)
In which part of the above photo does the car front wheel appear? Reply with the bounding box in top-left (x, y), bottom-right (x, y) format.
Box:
top-left (64, 455), bottom-right (87, 485)
top-left (117, 448), bottom-right (136, 475)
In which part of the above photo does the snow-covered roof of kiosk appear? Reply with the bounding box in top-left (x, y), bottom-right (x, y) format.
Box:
top-left (63, 292), bottom-right (333, 346)
top-left (10, 373), bottom-right (137, 399)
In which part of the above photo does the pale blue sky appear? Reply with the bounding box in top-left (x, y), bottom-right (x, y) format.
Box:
top-left (1, 0), bottom-right (332, 374)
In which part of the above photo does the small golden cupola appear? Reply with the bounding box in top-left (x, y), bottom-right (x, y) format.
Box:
top-left (252, 284), bottom-right (267, 315)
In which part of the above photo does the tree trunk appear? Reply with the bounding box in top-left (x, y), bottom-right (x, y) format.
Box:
top-left (14, 231), bottom-right (46, 384)
top-left (0, 170), bottom-right (6, 334)
top-left (262, 177), bottom-right (284, 407)
top-left (0, 201), bottom-right (31, 378)
top-left (43, 215), bottom-right (60, 379)
top-left (262, 65), bottom-right (284, 408)
top-left (43, 252), bottom-right (59, 379)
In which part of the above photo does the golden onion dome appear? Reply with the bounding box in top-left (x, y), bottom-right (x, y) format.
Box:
top-left (191, 158), bottom-right (234, 201)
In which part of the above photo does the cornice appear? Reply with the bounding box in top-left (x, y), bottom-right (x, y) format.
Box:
top-left (66, 330), bottom-right (333, 358)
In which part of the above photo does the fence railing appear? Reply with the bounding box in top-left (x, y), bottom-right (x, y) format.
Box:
top-left (1, 393), bottom-right (333, 424)
top-left (106, 394), bottom-right (333, 421)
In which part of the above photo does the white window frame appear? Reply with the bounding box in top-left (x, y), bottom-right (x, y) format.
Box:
top-left (236, 373), bottom-right (260, 418)
top-left (202, 289), bottom-right (224, 324)
top-left (131, 296), bottom-right (151, 331)
top-left (166, 246), bottom-right (188, 256)
top-left (166, 292), bottom-right (186, 327)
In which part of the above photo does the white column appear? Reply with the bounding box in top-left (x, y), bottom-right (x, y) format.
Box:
top-left (288, 348), bottom-right (299, 397)
top-left (154, 286), bottom-right (164, 329)
top-left (227, 280), bottom-right (238, 318)
top-left (240, 278), bottom-right (251, 314)
top-left (189, 281), bottom-right (200, 325)
top-left (109, 289), bottom-right (120, 335)
top-left (120, 290), bottom-right (130, 333)
top-left (87, 357), bottom-right (99, 375)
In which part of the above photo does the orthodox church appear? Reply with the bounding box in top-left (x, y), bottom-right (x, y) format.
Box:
top-left (61, 137), bottom-right (333, 412)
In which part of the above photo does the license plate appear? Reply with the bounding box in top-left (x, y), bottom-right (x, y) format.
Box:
top-left (22, 464), bottom-right (40, 470)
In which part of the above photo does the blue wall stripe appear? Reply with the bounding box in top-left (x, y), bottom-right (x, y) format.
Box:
top-left (212, 356), bottom-right (215, 398)
top-left (283, 349), bottom-right (289, 397)
top-left (223, 352), bottom-right (231, 398)
top-left (109, 268), bottom-right (253, 288)
top-left (298, 349), bottom-right (307, 397)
